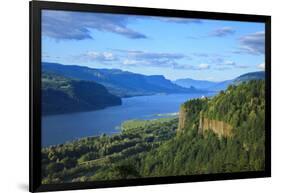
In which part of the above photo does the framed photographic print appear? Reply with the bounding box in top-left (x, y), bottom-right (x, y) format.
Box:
top-left (30, 1), bottom-right (271, 192)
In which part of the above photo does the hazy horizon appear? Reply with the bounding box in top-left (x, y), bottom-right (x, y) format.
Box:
top-left (42, 60), bottom-right (264, 82)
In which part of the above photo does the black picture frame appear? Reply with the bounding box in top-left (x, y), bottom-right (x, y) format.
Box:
top-left (30, 1), bottom-right (271, 192)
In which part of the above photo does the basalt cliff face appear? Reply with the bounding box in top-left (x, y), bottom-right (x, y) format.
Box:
top-left (177, 104), bottom-right (233, 138)
top-left (177, 104), bottom-right (199, 133)
top-left (177, 105), bottom-right (188, 132)
top-left (198, 116), bottom-right (233, 138)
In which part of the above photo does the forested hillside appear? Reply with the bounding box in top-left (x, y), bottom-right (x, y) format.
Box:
top-left (141, 80), bottom-right (265, 176)
top-left (41, 118), bottom-right (178, 183)
top-left (42, 72), bottom-right (121, 115)
top-left (41, 80), bottom-right (265, 183)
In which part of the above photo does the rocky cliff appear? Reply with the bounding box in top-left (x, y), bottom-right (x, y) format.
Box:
top-left (177, 98), bottom-right (206, 133)
top-left (177, 101), bottom-right (233, 138)
top-left (199, 115), bottom-right (233, 138)
top-left (177, 105), bottom-right (188, 132)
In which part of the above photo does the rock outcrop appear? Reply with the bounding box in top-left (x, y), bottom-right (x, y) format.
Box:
top-left (177, 104), bottom-right (233, 138)
top-left (177, 99), bottom-right (207, 133)
top-left (199, 115), bottom-right (233, 138)
top-left (177, 105), bottom-right (188, 132)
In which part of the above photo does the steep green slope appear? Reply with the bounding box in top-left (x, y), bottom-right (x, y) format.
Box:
top-left (42, 72), bottom-right (121, 115)
top-left (140, 80), bottom-right (265, 176)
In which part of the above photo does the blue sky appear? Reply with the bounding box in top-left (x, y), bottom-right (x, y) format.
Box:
top-left (42, 10), bottom-right (265, 81)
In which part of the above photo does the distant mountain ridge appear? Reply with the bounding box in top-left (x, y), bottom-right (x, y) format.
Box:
top-left (174, 71), bottom-right (265, 92)
top-left (43, 62), bottom-right (206, 97)
top-left (173, 78), bottom-right (233, 92)
top-left (234, 71), bottom-right (265, 84)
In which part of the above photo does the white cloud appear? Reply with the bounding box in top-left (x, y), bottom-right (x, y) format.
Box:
top-left (153, 17), bottom-right (203, 24)
top-left (198, 63), bottom-right (210, 70)
top-left (257, 63), bottom-right (265, 70)
top-left (114, 49), bottom-right (189, 68)
top-left (234, 31), bottom-right (265, 55)
top-left (87, 51), bottom-right (115, 60)
top-left (223, 60), bottom-right (236, 66)
top-left (210, 27), bottom-right (235, 37)
top-left (80, 51), bottom-right (117, 62)
top-left (122, 59), bottom-right (147, 65)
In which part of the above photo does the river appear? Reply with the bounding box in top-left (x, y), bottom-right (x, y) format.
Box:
top-left (42, 93), bottom-right (213, 147)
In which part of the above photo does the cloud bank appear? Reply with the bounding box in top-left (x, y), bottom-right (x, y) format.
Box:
top-left (235, 31), bottom-right (265, 55)
top-left (42, 10), bottom-right (147, 40)
top-left (210, 27), bottom-right (235, 37)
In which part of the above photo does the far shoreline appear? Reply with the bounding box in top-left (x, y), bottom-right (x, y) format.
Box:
top-left (42, 91), bottom-right (214, 117)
